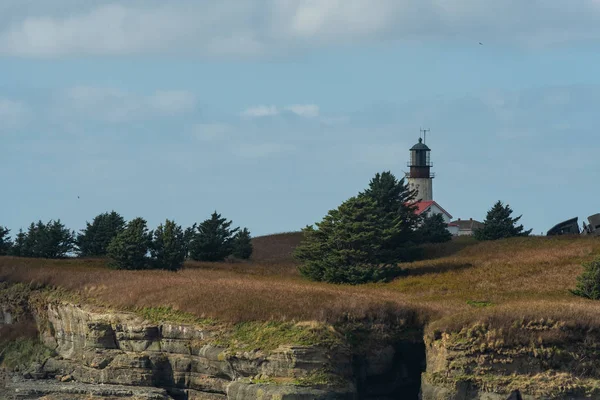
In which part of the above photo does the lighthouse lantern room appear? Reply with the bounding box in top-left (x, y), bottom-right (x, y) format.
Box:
top-left (406, 136), bottom-right (434, 202)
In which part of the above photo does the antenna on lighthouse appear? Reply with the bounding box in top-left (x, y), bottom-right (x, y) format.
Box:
top-left (420, 128), bottom-right (430, 144)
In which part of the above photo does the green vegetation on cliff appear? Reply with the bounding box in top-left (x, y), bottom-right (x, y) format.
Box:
top-left (0, 338), bottom-right (54, 372)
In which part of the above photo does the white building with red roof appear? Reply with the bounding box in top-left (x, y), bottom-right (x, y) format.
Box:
top-left (414, 200), bottom-right (453, 223)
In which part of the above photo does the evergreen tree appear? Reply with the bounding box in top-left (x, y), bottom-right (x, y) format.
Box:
top-left (9, 229), bottom-right (26, 257)
top-left (417, 213), bottom-right (452, 243)
top-left (294, 196), bottom-right (404, 284)
top-left (571, 258), bottom-right (600, 300)
top-left (232, 228), bottom-right (253, 259)
top-left (474, 201), bottom-right (532, 241)
top-left (44, 220), bottom-right (76, 258)
top-left (21, 222), bottom-right (39, 257)
top-left (13, 220), bottom-right (75, 258)
top-left (0, 226), bottom-right (11, 256)
top-left (150, 219), bottom-right (186, 271)
top-left (359, 171), bottom-right (422, 261)
top-left (189, 212), bottom-right (239, 262)
top-left (183, 225), bottom-right (196, 259)
top-left (360, 171), bottom-right (419, 216)
top-left (77, 211), bottom-right (126, 257)
top-left (107, 217), bottom-right (152, 270)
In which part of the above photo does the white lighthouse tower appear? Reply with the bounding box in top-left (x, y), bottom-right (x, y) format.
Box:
top-left (404, 132), bottom-right (455, 231)
top-left (406, 135), bottom-right (434, 202)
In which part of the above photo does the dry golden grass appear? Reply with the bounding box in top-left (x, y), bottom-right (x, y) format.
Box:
top-left (1, 234), bottom-right (600, 331)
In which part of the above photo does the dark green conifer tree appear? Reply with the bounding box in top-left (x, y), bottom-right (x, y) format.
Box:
top-left (0, 226), bottom-right (11, 256)
top-left (294, 196), bottom-right (404, 284)
top-left (9, 229), bottom-right (26, 257)
top-left (150, 219), bottom-right (186, 271)
top-left (417, 213), bottom-right (452, 243)
top-left (14, 220), bottom-right (75, 258)
top-left (189, 212), bottom-right (239, 262)
top-left (474, 201), bottom-right (532, 241)
top-left (107, 217), bottom-right (152, 270)
top-left (571, 258), bottom-right (600, 300)
top-left (232, 228), bottom-right (253, 260)
top-left (359, 171), bottom-right (422, 261)
top-left (77, 211), bottom-right (126, 257)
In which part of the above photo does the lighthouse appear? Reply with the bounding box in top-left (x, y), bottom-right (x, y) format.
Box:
top-left (405, 133), bottom-right (456, 233)
top-left (406, 136), bottom-right (434, 202)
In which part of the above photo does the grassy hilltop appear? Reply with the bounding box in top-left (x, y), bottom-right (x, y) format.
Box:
top-left (1, 232), bottom-right (600, 332)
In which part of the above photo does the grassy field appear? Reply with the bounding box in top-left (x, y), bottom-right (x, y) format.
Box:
top-left (1, 233), bottom-right (600, 332)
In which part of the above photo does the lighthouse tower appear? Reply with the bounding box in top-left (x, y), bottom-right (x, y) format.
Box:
top-left (406, 136), bottom-right (434, 202)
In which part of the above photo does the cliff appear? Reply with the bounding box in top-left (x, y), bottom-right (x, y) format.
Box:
top-left (0, 284), bottom-right (423, 399)
top-left (421, 317), bottom-right (600, 400)
top-left (4, 236), bottom-right (600, 399)
top-left (4, 286), bottom-right (600, 399)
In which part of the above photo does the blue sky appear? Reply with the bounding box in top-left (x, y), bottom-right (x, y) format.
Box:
top-left (2, 1), bottom-right (600, 237)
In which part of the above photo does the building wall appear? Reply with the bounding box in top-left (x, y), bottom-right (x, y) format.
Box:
top-left (408, 178), bottom-right (433, 202)
top-left (424, 204), bottom-right (451, 223)
top-left (447, 225), bottom-right (460, 236)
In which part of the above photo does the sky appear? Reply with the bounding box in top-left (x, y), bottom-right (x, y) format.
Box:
top-left (2, 0), bottom-right (600, 237)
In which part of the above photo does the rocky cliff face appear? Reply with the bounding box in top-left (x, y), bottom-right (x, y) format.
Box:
top-left (4, 285), bottom-right (600, 400)
top-left (0, 288), bottom-right (423, 400)
top-left (20, 302), bottom-right (357, 399)
top-left (421, 321), bottom-right (600, 400)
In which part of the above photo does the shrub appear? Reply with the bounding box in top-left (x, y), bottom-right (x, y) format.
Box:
top-left (0, 337), bottom-right (54, 372)
top-left (232, 228), bottom-right (253, 259)
top-left (188, 212), bottom-right (239, 262)
top-left (107, 217), bottom-right (152, 270)
top-left (474, 200), bottom-right (532, 241)
top-left (571, 258), bottom-right (600, 300)
top-left (150, 219), bottom-right (186, 271)
top-left (76, 211), bottom-right (125, 257)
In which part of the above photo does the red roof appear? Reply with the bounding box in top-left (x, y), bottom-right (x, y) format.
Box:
top-left (411, 200), bottom-right (453, 219)
top-left (414, 200), bottom-right (435, 215)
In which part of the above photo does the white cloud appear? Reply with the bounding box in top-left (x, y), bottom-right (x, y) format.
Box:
top-left (241, 104), bottom-right (320, 118)
top-left (284, 104), bottom-right (319, 118)
top-left (241, 105), bottom-right (279, 118)
top-left (55, 86), bottom-right (196, 123)
top-left (0, 2), bottom-right (264, 58)
top-left (1, 1), bottom-right (600, 58)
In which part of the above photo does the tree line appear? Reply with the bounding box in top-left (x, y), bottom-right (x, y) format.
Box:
top-left (0, 211), bottom-right (252, 271)
top-left (293, 171), bottom-right (531, 284)
top-left (0, 171), bottom-right (532, 282)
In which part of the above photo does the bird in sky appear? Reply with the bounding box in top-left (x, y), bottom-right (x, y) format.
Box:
top-left (479, 42), bottom-right (483, 45)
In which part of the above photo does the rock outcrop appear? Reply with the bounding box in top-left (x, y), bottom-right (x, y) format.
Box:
top-left (5, 285), bottom-right (600, 399)
top-left (30, 302), bottom-right (357, 399)
top-left (0, 289), bottom-right (423, 399)
top-left (421, 321), bottom-right (600, 400)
